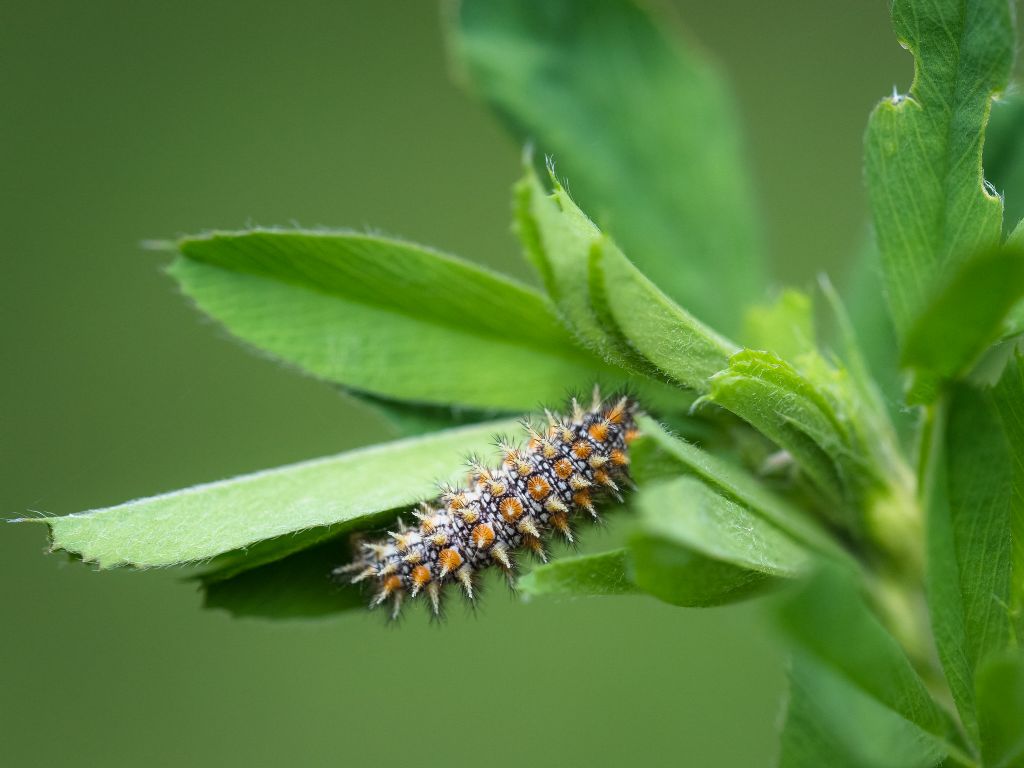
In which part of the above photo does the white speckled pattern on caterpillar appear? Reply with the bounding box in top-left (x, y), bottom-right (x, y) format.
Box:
top-left (334, 389), bottom-right (640, 618)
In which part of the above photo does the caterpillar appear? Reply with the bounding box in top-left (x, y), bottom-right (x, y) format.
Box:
top-left (335, 388), bottom-right (640, 618)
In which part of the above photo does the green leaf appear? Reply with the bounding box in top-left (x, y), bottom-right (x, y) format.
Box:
top-left (976, 651), bottom-right (1024, 768)
top-left (635, 416), bottom-right (845, 561)
top-left (743, 289), bottom-right (815, 361)
top-left (513, 165), bottom-right (642, 369)
top-left (514, 165), bottom-right (738, 394)
top-left (629, 477), bottom-right (810, 607)
top-left (453, 0), bottom-right (764, 335)
top-left (776, 566), bottom-right (959, 755)
top-left (517, 549), bottom-right (636, 599)
top-left (702, 349), bottom-right (877, 528)
top-left (588, 234), bottom-right (739, 391)
top-left (29, 418), bottom-right (519, 568)
top-left (202, 538), bottom-right (365, 620)
top-left (865, 0), bottom-right (1014, 339)
top-left (923, 379), bottom-right (1021, 742)
top-left (171, 229), bottom-right (615, 411)
top-left (778, 653), bottom-right (947, 768)
top-left (819, 272), bottom-right (910, 446)
top-left (902, 244), bottom-right (1024, 389)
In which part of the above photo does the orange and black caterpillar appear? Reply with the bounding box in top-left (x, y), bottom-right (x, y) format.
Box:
top-left (335, 389), bottom-right (640, 618)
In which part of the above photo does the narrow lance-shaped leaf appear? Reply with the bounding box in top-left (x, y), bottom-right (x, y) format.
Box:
top-left (24, 418), bottom-right (519, 568)
top-left (515, 164), bottom-right (738, 394)
top-left (587, 235), bottom-right (738, 392)
top-left (842, 238), bottom-right (904, 424)
top-left (170, 230), bottom-right (618, 412)
top-left (865, 0), bottom-right (1014, 339)
top-left (514, 163), bottom-right (643, 370)
top-left (776, 565), bottom-right (964, 759)
top-left (628, 477), bottom-right (811, 607)
top-left (778, 653), bottom-right (947, 768)
top-left (453, 0), bottom-right (764, 335)
top-left (923, 372), bottom-right (1022, 743)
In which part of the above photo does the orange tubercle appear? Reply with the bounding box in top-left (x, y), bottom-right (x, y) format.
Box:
top-left (528, 475), bottom-right (551, 500)
top-left (572, 440), bottom-right (593, 459)
top-left (411, 565), bottom-right (432, 586)
top-left (438, 548), bottom-right (463, 574)
top-left (471, 523), bottom-right (496, 549)
top-left (554, 458), bottom-right (573, 479)
top-left (499, 496), bottom-right (524, 522)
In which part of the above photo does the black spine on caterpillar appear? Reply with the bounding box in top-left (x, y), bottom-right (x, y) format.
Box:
top-left (334, 389), bottom-right (640, 618)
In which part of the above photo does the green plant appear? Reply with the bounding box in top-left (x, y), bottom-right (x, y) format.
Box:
top-left (19, 0), bottom-right (1024, 764)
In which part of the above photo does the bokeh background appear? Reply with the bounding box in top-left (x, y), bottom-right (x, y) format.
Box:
top-left (3, 2), bottom-right (913, 765)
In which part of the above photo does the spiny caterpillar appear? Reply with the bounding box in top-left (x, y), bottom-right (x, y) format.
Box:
top-left (335, 389), bottom-right (640, 618)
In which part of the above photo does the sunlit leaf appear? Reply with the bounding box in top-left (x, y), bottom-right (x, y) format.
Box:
top-left (171, 230), bottom-right (616, 411)
top-left (27, 419), bottom-right (518, 568)
top-left (588, 234), bottom-right (738, 392)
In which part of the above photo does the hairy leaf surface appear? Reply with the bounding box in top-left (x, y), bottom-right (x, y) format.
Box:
top-left (32, 419), bottom-right (518, 568)
top-left (587, 235), bottom-right (738, 392)
top-left (171, 230), bottom-right (613, 411)
top-left (703, 349), bottom-right (882, 531)
top-left (629, 477), bottom-right (810, 607)
top-left (635, 416), bottom-right (842, 560)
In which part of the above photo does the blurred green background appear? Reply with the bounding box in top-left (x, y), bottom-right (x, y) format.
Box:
top-left (2, 2), bottom-right (909, 765)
